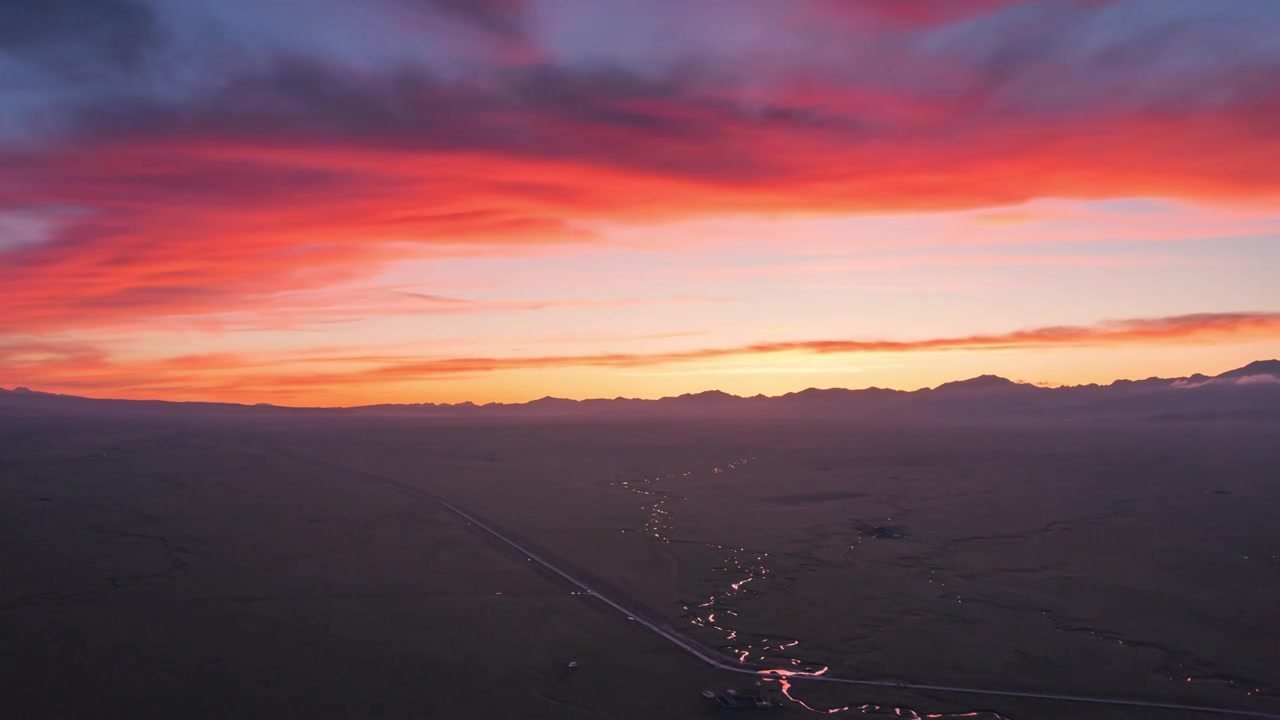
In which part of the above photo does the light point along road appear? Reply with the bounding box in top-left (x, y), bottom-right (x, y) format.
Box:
top-left (314, 454), bottom-right (1280, 720)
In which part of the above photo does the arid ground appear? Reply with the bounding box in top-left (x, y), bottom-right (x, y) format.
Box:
top-left (3, 414), bottom-right (1278, 719)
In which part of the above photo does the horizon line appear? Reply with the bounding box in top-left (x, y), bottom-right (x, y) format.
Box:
top-left (4, 359), bottom-right (1275, 411)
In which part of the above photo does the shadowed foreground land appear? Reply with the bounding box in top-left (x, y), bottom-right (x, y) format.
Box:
top-left (2, 415), bottom-right (1278, 719)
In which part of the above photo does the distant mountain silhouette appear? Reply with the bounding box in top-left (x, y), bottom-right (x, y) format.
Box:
top-left (3, 360), bottom-right (1279, 422)
top-left (930, 375), bottom-right (1026, 393)
top-left (1214, 359), bottom-right (1280, 380)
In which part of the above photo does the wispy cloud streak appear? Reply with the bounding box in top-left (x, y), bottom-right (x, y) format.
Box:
top-left (357, 312), bottom-right (1280, 377)
top-left (5, 313), bottom-right (1277, 403)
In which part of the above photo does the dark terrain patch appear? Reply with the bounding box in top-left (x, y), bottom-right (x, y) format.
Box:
top-left (762, 491), bottom-right (869, 505)
top-left (860, 524), bottom-right (908, 539)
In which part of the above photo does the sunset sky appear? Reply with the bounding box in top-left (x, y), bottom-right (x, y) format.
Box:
top-left (3, 0), bottom-right (1279, 406)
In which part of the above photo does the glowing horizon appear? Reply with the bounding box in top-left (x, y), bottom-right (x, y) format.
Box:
top-left (3, 1), bottom-right (1280, 405)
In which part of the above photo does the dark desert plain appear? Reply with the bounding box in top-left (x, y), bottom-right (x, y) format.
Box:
top-left (3, 370), bottom-right (1279, 720)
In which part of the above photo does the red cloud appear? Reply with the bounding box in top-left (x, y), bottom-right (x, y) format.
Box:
top-left (4, 100), bottom-right (1277, 335)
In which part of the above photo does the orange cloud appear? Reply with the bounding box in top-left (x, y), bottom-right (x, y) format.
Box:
top-left (354, 312), bottom-right (1280, 378)
top-left (5, 312), bottom-right (1277, 405)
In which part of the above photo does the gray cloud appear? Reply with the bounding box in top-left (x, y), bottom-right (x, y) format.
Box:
top-left (0, 0), bottom-right (159, 79)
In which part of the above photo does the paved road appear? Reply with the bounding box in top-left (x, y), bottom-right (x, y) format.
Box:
top-left (304, 452), bottom-right (1280, 720)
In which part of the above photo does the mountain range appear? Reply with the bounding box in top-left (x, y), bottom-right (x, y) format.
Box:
top-left (3, 360), bottom-right (1279, 422)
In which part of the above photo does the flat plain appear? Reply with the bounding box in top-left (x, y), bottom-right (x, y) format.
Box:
top-left (2, 413), bottom-right (1278, 719)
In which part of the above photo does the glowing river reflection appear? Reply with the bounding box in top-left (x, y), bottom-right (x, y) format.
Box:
top-left (611, 459), bottom-right (1009, 719)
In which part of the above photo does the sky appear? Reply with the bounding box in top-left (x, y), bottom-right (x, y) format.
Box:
top-left (2, 0), bottom-right (1279, 406)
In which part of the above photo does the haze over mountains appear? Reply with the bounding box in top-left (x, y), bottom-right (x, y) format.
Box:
top-left (3, 361), bottom-right (1278, 422)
